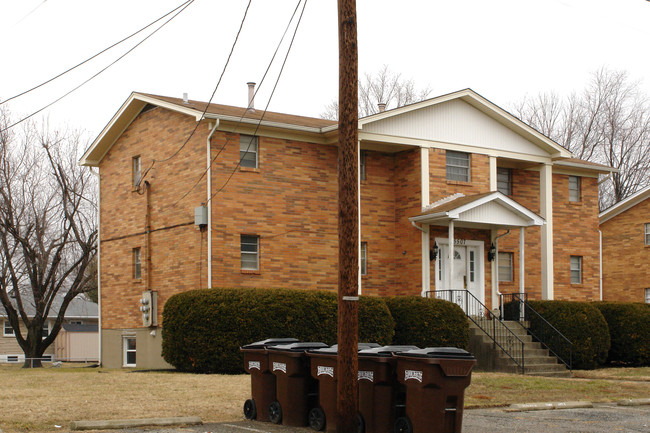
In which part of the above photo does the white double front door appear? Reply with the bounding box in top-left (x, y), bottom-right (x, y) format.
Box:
top-left (433, 239), bottom-right (485, 315)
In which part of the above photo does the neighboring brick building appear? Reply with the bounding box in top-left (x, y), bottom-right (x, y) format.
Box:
top-left (599, 185), bottom-right (650, 303)
top-left (80, 89), bottom-right (613, 368)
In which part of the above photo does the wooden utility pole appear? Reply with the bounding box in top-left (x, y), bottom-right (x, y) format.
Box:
top-left (336, 0), bottom-right (359, 432)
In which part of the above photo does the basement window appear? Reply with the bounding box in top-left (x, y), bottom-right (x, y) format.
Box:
top-left (6, 355), bottom-right (19, 363)
top-left (646, 288), bottom-right (650, 304)
top-left (123, 337), bottom-right (136, 367)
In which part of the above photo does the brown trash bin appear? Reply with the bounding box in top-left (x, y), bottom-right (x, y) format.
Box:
top-left (356, 346), bottom-right (419, 433)
top-left (306, 344), bottom-right (381, 432)
top-left (394, 347), bottom-right (476, 433)
top-left (267, 342), bottom-right (328, 426)
top-left (240, 338), bottom-right (299, 422)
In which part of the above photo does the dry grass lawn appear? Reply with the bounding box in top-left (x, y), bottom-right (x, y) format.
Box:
top-left (0, 365), bottom-right (648, 432)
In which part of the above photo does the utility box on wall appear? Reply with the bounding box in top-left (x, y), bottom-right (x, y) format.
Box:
top-left (139, 290), bottom-right (158, 327)
top-left (194, 206), bottom-right (208, 227)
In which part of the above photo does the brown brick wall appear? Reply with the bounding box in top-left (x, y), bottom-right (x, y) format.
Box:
top-left (601, 197), bottom-right (650, 302)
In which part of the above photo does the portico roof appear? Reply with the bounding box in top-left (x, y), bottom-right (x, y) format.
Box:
top-left (410, 191), bottom-right (545, 229)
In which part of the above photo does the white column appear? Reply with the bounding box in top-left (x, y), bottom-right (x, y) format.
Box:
top-left (421, 147), bottom-right (430, 206)
top-left (358, 141), bottom-right (362, 295)
top-left (421, 224), bottom-right (430, 296)
top-left (519, 227), bottom-right (526, 321)
top-left (540, 163), bottom-right (554, 300)
top-left (490, 229), bottom-right (497, 310)
top-left (448, 221), bottom-right (455, 291)
top-left (489, 156), bottom-right (498, 192)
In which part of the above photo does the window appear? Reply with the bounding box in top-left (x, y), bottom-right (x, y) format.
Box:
top-left (570, 256), bottom-right (582, 284)
top-left (497, 168), bottom-right (512, 195)
top-left (446, 151), bottom-right (470, 182)
top-left (133, 248), bottom-right (141, 280)
top-left (123, 337), bottom-right (136, 367)
top-left (41, 354), bottom-right (53, 362)
top-left (241, 235), bottom-right (259, 270)
top-left (69, 320), bottom-right (83, 325)
top-left (498, 252), bottom-right (513, 282)
top-left (41, 322), bottom-right (49, 339)
top-left (132, 156), bottom-right (141, 188)
top-left (645, 223), bottom-right (650, 245)
top-left (6, 355), bottom-right (19, 363)
top-left (3, 321), bottom-right (14, 337)
top-left (360, 151), bottom-right (367, 181)
top-left (569, 176), bottom-right (580, 202)
top-left (360, 242), bottom-right (367, 276)
top-left (645, 288), bottom-right (650, 304)
top-left (469, 250), bottom-right (475, 283)
top-left (239, 135), bottom-right (258, 168)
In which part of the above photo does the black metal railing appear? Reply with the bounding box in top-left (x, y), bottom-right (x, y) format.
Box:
top-left (500, 293), bottom-right (573, 370)
top-left (426, 290), bottom-right (526, 374)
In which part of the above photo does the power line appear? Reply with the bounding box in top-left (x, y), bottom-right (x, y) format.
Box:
top-left (137, 0), bottom-right (253, 187)
top-left (171, 0), bottom-right (305, 206)
top-left (209, 0), bottom-right (309, 202)
top-left (0, 0), bottom-right (195, 134)
top-left (0, 0), bottom-right (193, 106)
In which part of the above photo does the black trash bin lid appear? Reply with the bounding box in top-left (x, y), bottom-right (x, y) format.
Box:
top-left (310, 343), bottom-right (380, 354)
top-left (397, 347), bottom-right (475, 360)
top-left (241, 338), bottom-right (299, 350)
top-left (358, 345), bottom-right (420, 357)
top-left (267, 342), bottom-right (328, 352)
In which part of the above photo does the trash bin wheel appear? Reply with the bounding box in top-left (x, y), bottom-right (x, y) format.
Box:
top-left (243, 399), bottom-right (256, 420)
top-left (268, 401), bottom-right (282, 424)
top-left (357, 413), bottom-right (365, 433)
top-left (309, 407), bottom-right (326, 431)
top-left (394, 416), bottom-right (413, 433)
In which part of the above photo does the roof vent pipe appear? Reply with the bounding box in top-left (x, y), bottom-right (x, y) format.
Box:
top-left (247, 82), bottom-right (256, 111)
top-left (377, 102), bottom-right (386, 112)
top-left (182, 93), bottom-right (189, 104)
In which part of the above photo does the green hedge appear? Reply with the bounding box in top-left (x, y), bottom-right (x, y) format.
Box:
top-left (594, 302), bottom-right (650, 366)
top-left (161, 288), bottom-right (395, 374)
top-left (525, 300), bottom-right (610, 370)
top-left (385, 296), bottom-right (470, 349)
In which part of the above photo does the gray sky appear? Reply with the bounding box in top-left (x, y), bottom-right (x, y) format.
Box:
top-left (1, 0), bottom-right (649, 140)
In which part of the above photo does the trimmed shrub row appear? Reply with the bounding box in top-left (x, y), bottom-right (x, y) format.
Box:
top-left (162, 288), bottom-right (469, 374)
top-left (594, 302), bottom-right (650, 366)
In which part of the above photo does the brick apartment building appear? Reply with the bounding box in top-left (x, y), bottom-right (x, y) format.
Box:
top-left (599, 185), bottom-right (650, 303)
top-left (80, 88), bottom-right (613, 368)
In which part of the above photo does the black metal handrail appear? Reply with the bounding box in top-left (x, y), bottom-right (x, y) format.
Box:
top-left (500, 293), bottom-right (573, 370)
top-left (425, 290), bottom-right (526, 374)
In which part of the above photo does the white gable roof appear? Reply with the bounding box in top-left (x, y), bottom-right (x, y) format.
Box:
top-left (360, 89), bottom-right (572, 159)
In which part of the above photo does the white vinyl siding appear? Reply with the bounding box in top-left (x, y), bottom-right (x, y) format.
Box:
top-left (360, 242), bottom-right (367, 276)
top-left (446, 151), bottom-right (470, 182)
top-left (241, 235), bottom-right (259, 270)
top-left (497, 168), bottom-right (512, 195)
top-left (239, 135), bottom-right (258, 168)
top-left (498, 252), bottom-right (513, 282)
top-left (570, 256), bottom-right (582, 284)
top-left (569, 176), bottom-right (581, 202)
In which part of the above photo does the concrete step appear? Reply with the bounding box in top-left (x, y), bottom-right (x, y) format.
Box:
top-left (525, 370), bottom-right (573, 378)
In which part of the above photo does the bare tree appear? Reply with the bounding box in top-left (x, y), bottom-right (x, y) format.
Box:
top-left (512, 68), bottom-right (650, 209)
top-left (0, 108), bottom-right (97, 368)
top-left (321, 65), bottom-right (432, 120)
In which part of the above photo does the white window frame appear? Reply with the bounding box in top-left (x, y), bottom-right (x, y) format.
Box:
top-left (3, 321), bottom-right (14, 337)
top-left (132, 156), bottom-right (141, 188)
top-left (446, 151), bottom-right (470, 182)
top-left (6, 355), bottom-right (20, 363)
top-left (570, 255), bottom-right (582, 284)
top-left (133, 247), bottom-right (141, 280)
top-left (123, 336), bottom-right (136, 367)
top-left (239, 135), bottom-right (258, 168)
top-left (41, 321), bottom-right (49, 339)
top-left (569, 176), bottom-right (581, 202)
top-left (645, 288), bottom-right (650, 304)
top-left (497, 168), bottom-right (512, 196)
top-left (645, 223), bottom-right (650, 246)
top-left (498, 252), bottom-right (513, 282)
top-left (360, 242), bottom-right (367, 276)
top-left (241, 235), bottom-right (260, 271)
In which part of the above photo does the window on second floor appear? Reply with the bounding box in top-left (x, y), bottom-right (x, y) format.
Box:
top-left (3, 321), bottom-right (14, 337)
top-left (239, 135), bottom-right (258, 168)
top-left (497, 168), bottom-right (512, 195)
top-left (360, 150), bottom-right (367, 181)
top-left (133, 248), bottom-right (142, 280)
top-left (569, 176), bottom-right (581, 202)
top-left (446, 151), bottom-right (470, 182)
top-left (645, 223), bottom-right (650, 245)
top-left (41, 322), bottom-right (49, 339)
top-left (132, 156), bottom-right (141, 188)
top-left (570, 255), bottom-right (582, 284)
